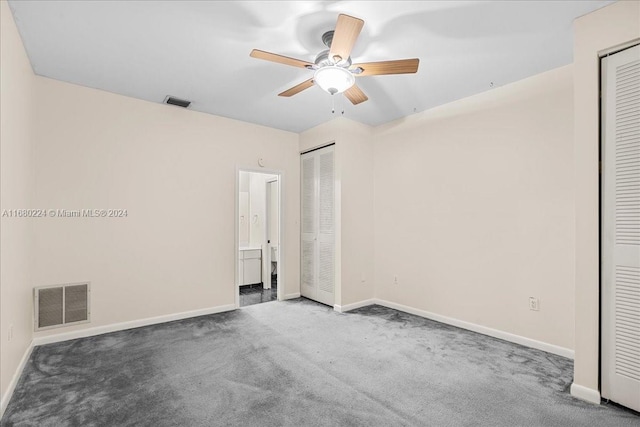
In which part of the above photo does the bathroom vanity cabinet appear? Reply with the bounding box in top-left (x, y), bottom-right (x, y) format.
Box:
top-left (238, 248), bottom-right (262, 286)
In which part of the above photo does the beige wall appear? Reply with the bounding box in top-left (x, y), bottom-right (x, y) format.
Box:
top-left (31, 76), bottom-right (300, 338)
top-left (573, 0), bottom-right (640, 399)
top-left (373, 65), bottom-right (575, 351)
top-left (300, 118), bottom-right (375, 307)
top-left (4, 0), bottom-right (636, 410)
top-left (0, 0), bottom-right (35, 407)
top-left (336, 119), bottom-right (374, 306)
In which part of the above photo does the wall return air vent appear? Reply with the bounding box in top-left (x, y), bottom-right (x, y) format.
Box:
top-left (34, 283), bottom-right (90, 331)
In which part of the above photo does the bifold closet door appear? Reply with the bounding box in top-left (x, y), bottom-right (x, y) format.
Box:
top-left (300, 145), bottom-right (335, 306)
top-left (601, 43), bottom-right (640, 413)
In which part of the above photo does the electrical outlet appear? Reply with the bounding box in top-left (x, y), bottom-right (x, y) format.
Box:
top-left (529, 297), bottom-right (540, 311)
top-left (8, 323), bottom-right (13, 342)
top-left (394, 275), bottom-right (399, 285)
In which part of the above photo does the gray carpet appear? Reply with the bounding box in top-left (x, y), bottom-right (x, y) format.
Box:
top-left (2, 298), bottom-right (639, 426)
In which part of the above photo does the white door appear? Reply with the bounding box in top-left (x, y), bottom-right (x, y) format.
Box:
top-left (301, 145), bottom-right (335, 306)
top-left (601, 44), bottom-right (640, 413)
top-left (265, 179), bottom-right (279, 290)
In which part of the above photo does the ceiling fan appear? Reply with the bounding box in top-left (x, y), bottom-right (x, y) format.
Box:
top-left (250, 14), bottom-right (419, 105)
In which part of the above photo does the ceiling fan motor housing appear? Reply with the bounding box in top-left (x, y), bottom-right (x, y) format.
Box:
top-left (315, 50), bottom-right (352, 68)
top-left (322, 30), bottom-right (334, 48)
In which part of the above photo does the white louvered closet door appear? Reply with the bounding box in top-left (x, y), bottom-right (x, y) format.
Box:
top-left (300, 145), bottom-right (335, 306)
top-left (601, 44), bottom-right (640, 413)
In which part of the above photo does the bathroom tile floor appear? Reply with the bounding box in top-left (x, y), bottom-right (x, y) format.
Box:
top-left (240, 277), bottom-right (277, 307)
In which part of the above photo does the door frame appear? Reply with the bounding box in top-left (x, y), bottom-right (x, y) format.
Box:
top-left (299, 143), bottom-right (336, 306)
top-left (235, 166), bottom-right (284, 308)
top-left (265, 177), bottom-right (279, 290)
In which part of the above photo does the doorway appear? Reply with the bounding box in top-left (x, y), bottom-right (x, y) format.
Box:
top-left (236, 169), bottom-right (282, 308)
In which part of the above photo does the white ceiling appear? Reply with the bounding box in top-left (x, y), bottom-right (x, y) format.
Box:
top-left (8, 0), bottom-right (613, 133)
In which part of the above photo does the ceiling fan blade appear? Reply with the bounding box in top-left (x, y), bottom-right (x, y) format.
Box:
top-left (344, 84), bottom-right (368, 105)
top-left (352, 59), bottom-right (420, 76)
top-left (250, 49), bottom-right (314, 69)
top-left (329, 14), bottom-right (364, 63)
top-left (278, 78), bottom-right (315, 97)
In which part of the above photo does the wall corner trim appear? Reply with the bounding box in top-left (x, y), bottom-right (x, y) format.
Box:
top-left (570, 383), bottom-right (601, 405)
top-left (334, 299), bottom-right (376, 313)
top-left (1, 341), bottom-right (35, 418)
top-left (32, 304), bottom-right (237, 347)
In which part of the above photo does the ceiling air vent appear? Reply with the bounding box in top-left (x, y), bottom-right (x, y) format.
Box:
top-left (164, 95), bottom-right (191, 108)
top-left (34, 283), bottom-right (90, 331)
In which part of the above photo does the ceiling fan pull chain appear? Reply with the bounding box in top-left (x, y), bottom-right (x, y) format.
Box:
top-left (332, 95), bottom-right (335, 114)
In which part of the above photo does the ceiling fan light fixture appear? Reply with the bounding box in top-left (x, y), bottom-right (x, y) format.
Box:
top-left (313, 66), bottom-right (355, 95)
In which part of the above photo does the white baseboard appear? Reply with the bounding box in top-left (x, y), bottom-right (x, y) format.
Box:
top-left (1, 341), bottom-right (34, 418)
top-left (373, 299), bottom-right (575, 360)
top-left (33, 304), bottom-right (236, 346)
top-left (283, 292), bottom-right (301, 300)
top-left (334, 299), bottom-right (376, 313)
top-left (1, 298), bottom-right (580, 419)
top-left (570, 383), bottom-right (601, 405)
